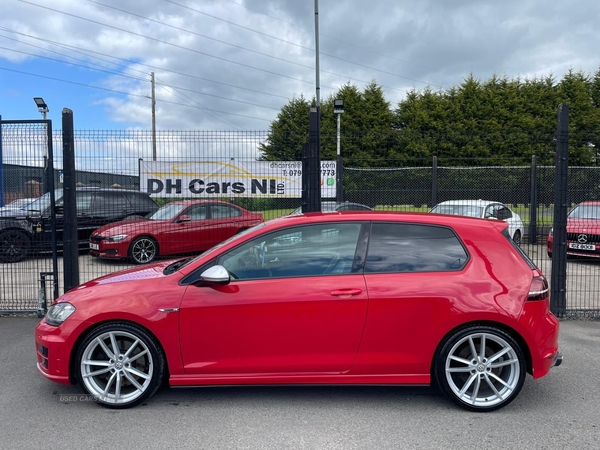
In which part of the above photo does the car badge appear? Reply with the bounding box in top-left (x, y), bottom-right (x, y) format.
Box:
top-left (577, 234), bottom-right (588, 244)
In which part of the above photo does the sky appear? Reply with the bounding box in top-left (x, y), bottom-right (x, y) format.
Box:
top-left (0, 0), bottom-right (599, 133)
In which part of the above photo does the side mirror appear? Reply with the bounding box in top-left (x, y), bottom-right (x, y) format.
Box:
top-left (178, 215), bottom-right (191, 223)
top-left (199, 265), bottom-right (231, 285)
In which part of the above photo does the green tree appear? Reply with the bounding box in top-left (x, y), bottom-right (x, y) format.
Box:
top-left (258, 95), bottom-right (311, 161)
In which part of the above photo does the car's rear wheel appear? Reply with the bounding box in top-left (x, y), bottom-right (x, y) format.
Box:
top-left (129, 236), bottom-right (158, 264)
top-left (513, 230), bottom-right (521, 246)
top-left (0, 230), bottom-right (31, 263)
top-left (434, 325), bottom-right (526, 412)
top-left (75, 323), bottom-right (164, 409)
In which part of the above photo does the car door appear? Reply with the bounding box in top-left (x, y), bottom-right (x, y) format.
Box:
top-left (49, 191), bottom-right (94, 245)
top-left (205, 204), bottom-right (245, 248)
top-left (171, 204), bottom-right (209, 254)
top-left (178, 222), bottom-right (369, 374)
top-left (355, 222), bottom-right (470, 375)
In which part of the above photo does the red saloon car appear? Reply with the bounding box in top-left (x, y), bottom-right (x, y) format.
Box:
top-left (547, 201), bottom-right (600, 258)
top-left (36, 211), bottom-right (561, 411)
top-left (89, 200), bottom-right (264, 264)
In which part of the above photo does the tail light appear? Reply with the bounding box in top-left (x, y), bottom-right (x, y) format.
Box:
top-left (527, 275), bottom-right (549, 301)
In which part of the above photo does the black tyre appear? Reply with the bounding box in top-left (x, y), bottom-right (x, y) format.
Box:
top-left (433, 325), bottom-right (526, 412)
top-left (513, 230), bottom-right (521, 246)
top-left (129, 236), bottom-right (158, 264)
top-left (0, 229), bottom-right (31, 263)
top-left (75, 322), bottom-right (164, 409)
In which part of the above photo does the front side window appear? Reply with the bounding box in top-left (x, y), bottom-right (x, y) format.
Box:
top-left (496, 205), bottom-right (512, 220)
top-left (186, 205), bottom-right (207, 221)
top-left (149, 203), bottom-right (185, 220)
top-left (365, 223), bottom-right (468, 273)
top-left (217, 222), bottom-right (363, 280)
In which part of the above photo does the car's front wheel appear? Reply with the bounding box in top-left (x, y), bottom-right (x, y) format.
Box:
top-left (129, 236), bottom-right (158, 264)
top-left (75, 322), bottom-right (164, 409)
top-left (434, 325), bottom-right (526, 412)
top-left (0, 229), bottom-right (31, 263)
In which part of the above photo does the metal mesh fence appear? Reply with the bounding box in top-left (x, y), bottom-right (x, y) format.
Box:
top-left (1, 128), bottom-right (600, 315)
top-left (0, 122), bottom-right (55, 311)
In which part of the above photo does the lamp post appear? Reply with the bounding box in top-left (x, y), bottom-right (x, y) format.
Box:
top-left (33, 97), bottom-right (50, 194)
top-left (334, 98), bottom-right (344, 203)
top-left (33, 97), bottom-right (49, 119)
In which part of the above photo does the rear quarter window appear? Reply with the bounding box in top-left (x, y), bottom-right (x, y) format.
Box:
top-left (365, 222), bottom-right (469, 273)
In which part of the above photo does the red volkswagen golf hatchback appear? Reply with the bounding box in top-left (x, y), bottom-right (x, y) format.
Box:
top-left (36, 211), bottom-right (561, 411)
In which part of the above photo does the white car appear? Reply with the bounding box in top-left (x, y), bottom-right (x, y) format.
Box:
top-left (430, 200), bottom-right (524, 245)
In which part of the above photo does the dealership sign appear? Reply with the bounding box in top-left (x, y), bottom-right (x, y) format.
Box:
top-left (140, 160), bottom-right (337, 198)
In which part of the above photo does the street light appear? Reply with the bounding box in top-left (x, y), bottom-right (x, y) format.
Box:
top-left (334, 99), bottom-right (344, 203)
top-left (33, 97), bottom-right (49, 119)
top-left (33, 97), bottom-right (50, 194)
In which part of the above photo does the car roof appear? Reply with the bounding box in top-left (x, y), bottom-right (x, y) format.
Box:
top-left (160, 200), bottom-right (237, 206)
top-left (578, 201), bottom-right (600, 206)
top-left (74, 187), bottom-right (145, 194)
top-left (435, 199), bottom-right (499, 207)
top-left (272, 210), bottom-right (494, 227)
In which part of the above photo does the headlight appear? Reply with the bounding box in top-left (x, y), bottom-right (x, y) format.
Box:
top-left (549, 227), bottom-right (553, 236)
top-left (106, 234), bottom-right (128, 242)
top-left (45, 302), bottom-right (76, 326)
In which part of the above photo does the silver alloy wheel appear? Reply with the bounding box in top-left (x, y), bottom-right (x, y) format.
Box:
top-left (131, 237), bottom-right (157, 264)
top-left (444, 332), bottom-right (520, 408)
top-left (80, 330), bottom-right (154, 405)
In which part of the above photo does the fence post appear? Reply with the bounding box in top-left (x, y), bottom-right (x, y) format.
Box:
top-left (62, 108), bottom-right (80, 292)
top-left (46, 119), bottom-right (59, 301)
top-left (550, 104), bottom-right (569, 317)
top-left (302, 105), bottom-right (321, 213)
top-left (529, 155), bottom-right (538, 244)
top-left (431, 156), bottom-right (438, 207)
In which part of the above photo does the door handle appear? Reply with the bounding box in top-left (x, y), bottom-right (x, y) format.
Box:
top-left (330, 288), bottom-right (362, 296)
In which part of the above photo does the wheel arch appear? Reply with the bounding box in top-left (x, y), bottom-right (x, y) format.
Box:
top-left (430, 320), bottom-right (533, 380)
top-left (68, 319), bottom-right (170, 385)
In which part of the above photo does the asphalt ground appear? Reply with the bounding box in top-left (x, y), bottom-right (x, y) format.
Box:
top-left (1, 317), bottom-right (599, 450)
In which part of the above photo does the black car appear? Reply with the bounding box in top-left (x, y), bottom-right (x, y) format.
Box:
top-left (289, 201), bottom-right (373, 215)
top-left (0, 188), bottom-right (159, 263)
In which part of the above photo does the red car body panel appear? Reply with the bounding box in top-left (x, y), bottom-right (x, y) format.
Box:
top-left (89, 200), bottom-right (263, 260)
top-left (37, 212), bottom-right (559, 394)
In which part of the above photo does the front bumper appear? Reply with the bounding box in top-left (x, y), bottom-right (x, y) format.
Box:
top-left (35, 318), bottom-right (86, 385)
